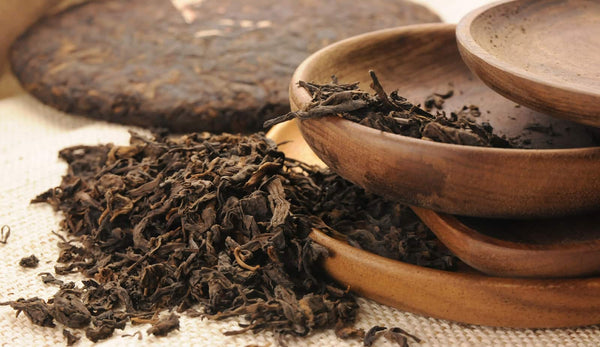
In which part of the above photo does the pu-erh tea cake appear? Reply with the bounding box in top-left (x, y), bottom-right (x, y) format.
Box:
top-left (10, 0), bottom-right (439, 133)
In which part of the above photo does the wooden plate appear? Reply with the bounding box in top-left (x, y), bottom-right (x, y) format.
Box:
top-left (413, 207), bottom-right (600, 278)
top-left (267, 120), bottom-right (600, 328)
top-left (268, 121), bottom-right (600, 278)
top-left (457, 0), bottom-right (600, 127)
top-left (288, 23), bottom-right (600, 218)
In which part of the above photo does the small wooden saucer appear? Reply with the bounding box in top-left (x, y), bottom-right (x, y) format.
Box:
top-left (288, 23), bottom-right (600, 218)
top-left (267, 120), bottom-right (600, 328)
top-left (457, 0), bottom-right (600, 127)
top-left (414, 207), bottom-right (600, 278)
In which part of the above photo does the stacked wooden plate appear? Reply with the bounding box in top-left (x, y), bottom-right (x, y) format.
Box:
top-left (269, 0), bottom-right (600, 328)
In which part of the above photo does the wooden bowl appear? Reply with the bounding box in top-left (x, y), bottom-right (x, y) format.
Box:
top-left (289, 23), bottom-right (600, 218)
top-left (310, 228), bottom-right (600, 328)
top-left (456, 0), bottom-right (600, 128)
top-left (269, 120), bottom-right (600, 278)
top-left (414, 207), bottom-right (600, 278)
top-left (266, 120), bottom-right (600, 328)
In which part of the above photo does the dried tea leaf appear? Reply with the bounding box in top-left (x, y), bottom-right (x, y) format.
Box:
top-left (52, 290), bottom-right (91, 328)
top-left (265, 71), bottom-right (511, 148)
top-left (19, 255), bottom-right (40, 268)
top-left (85, 325), bottom-right (115, 342)
top-left (364, 326), bottom-right (387, 346)
top-left (424, 90), bottom-right (453, 111)
top-left (384, 327), bottom-right (421, 346)
top-left (147, 313), bottom-right (180, 337)
top-left (63, 329), bottom-right (81, 346)
top-left (39, 272), bottom-right (64, 286)
top-left (0, 298), bottom-right (54, 327)
top-left (4, 131), bottom-right (450, 344)
top-left (122, 331), bottom-right (143, 340)
top-left (422, 122), bottom-right (486, 146)
top-left (335, 324), bottom-right (365, 340)
top-left (0, 225), bottom-right (10, 244)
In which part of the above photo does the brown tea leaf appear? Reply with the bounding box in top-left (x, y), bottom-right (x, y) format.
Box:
top-left (39, 272), bottom-right (65, 286)
top-left (63, 329), bottom-right (81, 346)
top-left (147, 313), bottom-right (180, 337)
top-left (85, 325), bottom-right (115, 342)
top-left (0, 298), bottom-right (55, 327)
top-left (0, 225), bottom-right (10, 244)
top-left (5, 131), bottom-right (451, 344)
top-left (19, 255), bottom-right (40, 268)
top-left (384, 327), bottom-right (421, 346)
top-left (335, 324), bottom-right (365, 340)
top-left (265, 71), bottom-right (511, 148)
top-left (52, 290), bottom-right (91, 328)
top-left (364, 326), bottom-right (387, 346)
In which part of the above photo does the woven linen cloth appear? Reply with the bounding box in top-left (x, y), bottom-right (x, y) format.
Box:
top-left (1, 1), bottom-right (599, 346)
top-left (2, 93), bottom-right (600, 347)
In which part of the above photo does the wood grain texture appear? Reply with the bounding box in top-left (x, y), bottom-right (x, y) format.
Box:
top-left (456, 0), bottom-right (600, 127)
top-left (413, 207), bottom-right (600, 278)
top-left (290, 23), bottom-right (600, 218)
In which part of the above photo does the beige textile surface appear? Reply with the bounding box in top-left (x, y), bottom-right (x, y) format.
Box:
top-left (1, 1), bottom-right (599, 346)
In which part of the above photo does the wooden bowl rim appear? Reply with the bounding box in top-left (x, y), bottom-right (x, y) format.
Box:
top-left (456, 0), bottom-right (600, 99)
top-left (413, 207), bottom-right (600, 252)
top-left (310, 227), bottom-right (600, 284)
top-left (415, 207), bottom-right (600, 278)
top-left (290, 23), bottom-right (600, 157)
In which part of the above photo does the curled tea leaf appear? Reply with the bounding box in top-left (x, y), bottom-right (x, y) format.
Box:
top-left (364, 326), bottom-right (387, 347)
top-left (52, 291), bottom-right (91, 328)
top-left (264, 71), bottom-right (511, 148)
top-left (0, 298), bottom-right (55, 327)
top-left (19, 255), bottom-right (39, 268)
top-left (63, 329), bottom-right (81, 346)
top-left (147, 313), bottom-right (180, 337)
top-left (0, 225), bottom-right (10, 244)
top-left (10, 131), bottom-right (446, 343)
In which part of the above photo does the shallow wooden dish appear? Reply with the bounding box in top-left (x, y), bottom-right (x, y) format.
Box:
top-left (269, 122), bottom-right (600, 278)
top-left (267, 120), bottom-right (600, 328)
top-left (289, 23), bottom-right (600, 218)
top-left (414, 207), bottom-right (600, 278)
top-left (457, 0), bottom-right (600, 127)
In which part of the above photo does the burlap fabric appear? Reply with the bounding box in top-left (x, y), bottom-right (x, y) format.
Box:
top-left (1, 1), bottom-right (599, 346)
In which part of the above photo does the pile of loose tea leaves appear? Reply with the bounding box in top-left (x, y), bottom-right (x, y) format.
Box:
top-left (265, 71), bottom-right (511, 148)
top-left (2, 131), bottom-right (455, 344)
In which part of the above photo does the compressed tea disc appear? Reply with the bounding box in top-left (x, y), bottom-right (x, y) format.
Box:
top-left (10, 0), bottom-right (440, 133)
